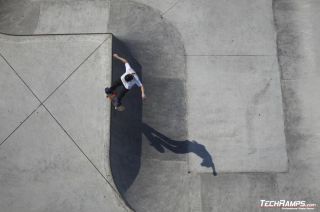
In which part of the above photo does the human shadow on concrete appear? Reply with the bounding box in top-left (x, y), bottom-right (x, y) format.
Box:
top-left (142, 123), bottom-right (217, 176)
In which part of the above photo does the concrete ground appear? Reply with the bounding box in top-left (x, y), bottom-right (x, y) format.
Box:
top-left (0, 0), bottom-right (319, 212)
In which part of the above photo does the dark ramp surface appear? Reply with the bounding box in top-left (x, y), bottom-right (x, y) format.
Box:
top-left (108, 1), bottom-right (195, 211)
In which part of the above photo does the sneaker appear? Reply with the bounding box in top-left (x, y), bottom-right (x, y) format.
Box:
top-left (113, 97), bottom-right (121, 107)
top-left (105, 87), bottom-right (112, 95)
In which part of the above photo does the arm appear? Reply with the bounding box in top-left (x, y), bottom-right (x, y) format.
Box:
top-left (140, 85), bottom-right (146, 100)
top-left (113, 53), bottom-right (128, 64)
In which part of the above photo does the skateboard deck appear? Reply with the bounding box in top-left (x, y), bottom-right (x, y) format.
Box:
top-left (107, 93), bottom-right (125, 111)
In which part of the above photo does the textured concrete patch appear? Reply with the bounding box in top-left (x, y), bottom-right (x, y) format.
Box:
top-left (132, 0), bottom-right (177, 14)
top-left (0, 106), bottom-right (127, 212)
top-left (142, 77), bottom-right (187, 161)
top-left (44, 36), bottom-right (112, 179)
top-left (165, 0), bottom-right (277, 55)
top-left (201, 173), bottom-right (280, 212)
top-left (274, 0), bottom-right (320, 206)
top-left (125, 159), bottom-right (189, 212)
top-left (282, 79), bottom-right (320, 134)
top-left (0, 0), bottom-right (40, 34)
top-left (276, 134), bottom-right (320, 204)
top-left (274, 0), bottom-right (320, 80)
top-left (35, 0), bottom-right (110, 34)
top-left (187, 56), bottom-right (287, 173)
top-left (0, 56), bottom-right (39, 144)
top-left (0, 34), bottom-right (109, 101)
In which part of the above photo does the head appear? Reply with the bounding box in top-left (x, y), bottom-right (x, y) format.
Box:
top-left (125, 74), bottom-right (134, 82)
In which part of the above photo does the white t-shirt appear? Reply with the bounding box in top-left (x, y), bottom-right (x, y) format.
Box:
top-left (121, 63), bottom-right (142, 89)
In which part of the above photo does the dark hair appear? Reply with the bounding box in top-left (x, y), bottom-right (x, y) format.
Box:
top-left (125, 74), bottom-right (134, 82)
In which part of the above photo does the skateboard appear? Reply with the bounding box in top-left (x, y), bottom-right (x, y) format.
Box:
top-left (107, 92), bottom-right (125, 111)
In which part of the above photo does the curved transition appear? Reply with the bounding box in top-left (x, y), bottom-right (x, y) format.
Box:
top-left (108, 1), bottom-right (190, 212)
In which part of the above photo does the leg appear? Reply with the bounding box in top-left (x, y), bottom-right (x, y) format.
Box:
top-left (105, 78), bottom-right (122, 94)
top-left (116, 86), bottom-right (129, 106)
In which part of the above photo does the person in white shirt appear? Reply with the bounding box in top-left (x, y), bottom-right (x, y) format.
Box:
top-left (105, 54), bottom-right (146, 107)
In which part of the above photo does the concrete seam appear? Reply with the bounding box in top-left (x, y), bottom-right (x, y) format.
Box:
top-left (161, 0), bottom-right (182, 17)
top-left (281, 78), bottom-right (317, 81)
top-left (42, 104), bottom-right (128, 209)
top-left (0, 36), bottom-right (110, 151)
top-left (272, 0), bottom-right (290, 174)
top-left (0, 53), bottom-right (42, 103)
top-left (0, 105), bottom-right (41, 148)
top-left (106, 0), bottom-right (111, 32)
top-left (0, 32), bottom-right (113, 37)
top-left (0, 53), bottom-right (43, 147)
top-left (42, 36), bottom-right (111, 104)
top-left (185, 54), bottom-right (275, 57)
top-left (34, 0), bottom-right (41, 35)
top-left (38, 36), bottom-right (130, 211)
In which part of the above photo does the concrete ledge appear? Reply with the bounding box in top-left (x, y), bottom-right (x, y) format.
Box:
top-left (0, 33), bottom-right (130, 212)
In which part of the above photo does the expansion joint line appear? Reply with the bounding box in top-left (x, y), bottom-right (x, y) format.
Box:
top-left (0, 52), bottom-right (42, 147)
top-left (42, 36), bottom-right (111, 104)
top-left (161, 0), bottom-right (182, 17)
top-left (42, 104), bottom-right (122, 200)
top-left (0, 36), bottom-right (110, 147)
top-left (151, 53), bottom-right (275, 57)
top-left (0, 52), bottom-right (42, 102)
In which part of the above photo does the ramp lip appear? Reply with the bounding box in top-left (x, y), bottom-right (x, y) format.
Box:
top-left (0, 32), bottom-right (133, 212)
top-left (0, 32), bottom-right (115, 37)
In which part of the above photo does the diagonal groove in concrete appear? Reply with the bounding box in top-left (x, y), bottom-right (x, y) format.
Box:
top-left (39, 36), bottom-right (111, 177)
top-left (161, 0), bottom-right (182, 17)
top-left (41, 104), bottom-right (125, 208)
top-left (0, 52), bottom-right (42, 103)
top-left (0, 36), bottom-right (116, 190)
top-left (41, 37), bottom-right (112, 179)
top-left (0, 52), bottom-right (42, 147)
top-left (0, 105), bottom-right (41, 148)
top-left (36, 37), bottom-right (126, 206)
top-left (42, 36), bottom-right (111, 104)
top-left (0, 36), bottom-right (110, 149)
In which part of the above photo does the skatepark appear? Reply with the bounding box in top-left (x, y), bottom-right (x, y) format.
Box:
top-left (0, 0), bottom-right (319, 211)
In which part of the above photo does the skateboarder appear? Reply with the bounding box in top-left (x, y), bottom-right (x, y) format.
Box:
top-left (105, 54), bottom-right (146, 108)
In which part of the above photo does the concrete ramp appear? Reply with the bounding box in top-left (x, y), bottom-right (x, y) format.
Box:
top-left (1, 0), bottom-right (319, 211)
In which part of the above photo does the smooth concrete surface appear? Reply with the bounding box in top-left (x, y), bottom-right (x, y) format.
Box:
top-left (0, 0), bottom-right (320, 211)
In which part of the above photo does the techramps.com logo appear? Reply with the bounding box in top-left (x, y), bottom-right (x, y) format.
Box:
top-left (260, 200), bottom-right (317, 210)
